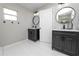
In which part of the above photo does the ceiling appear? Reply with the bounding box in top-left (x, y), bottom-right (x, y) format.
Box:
top-left (19, 3), bottom-right (55, 12)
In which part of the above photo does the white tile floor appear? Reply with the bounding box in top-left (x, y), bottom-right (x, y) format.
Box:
top-left (0, 47), bottom-right (3, 56)
top-left (1, 39), bottom-right (67, 56)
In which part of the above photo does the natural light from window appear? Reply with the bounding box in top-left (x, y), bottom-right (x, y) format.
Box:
top-left (3, 8), bottom-right (17, 21)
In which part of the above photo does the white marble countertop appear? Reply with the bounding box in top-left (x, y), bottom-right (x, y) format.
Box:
top-left (28, 27), bottom-right (41, 29)
top-left (53, 29), bottom-right (79, 32)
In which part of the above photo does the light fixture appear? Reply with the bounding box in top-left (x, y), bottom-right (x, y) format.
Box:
top-left (57, 3), bottom-right (65, 8)
top-left (58, 3), bottom-right (65, 5)
top-left (34, 11), bottom-right (39, 16)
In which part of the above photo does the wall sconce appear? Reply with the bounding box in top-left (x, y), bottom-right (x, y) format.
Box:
top-left (3, 21), bottom-right (6, 23)
top-left (11, 21), bottom-right (13, 24)
top-left (18, 22), bottom-right (19, 24)
top-left (58, 3), bottom-right (70, 8)
top-left (58, 3), bottom-right (65, 5)
top-left (58, 3), bottom-right (65, 8)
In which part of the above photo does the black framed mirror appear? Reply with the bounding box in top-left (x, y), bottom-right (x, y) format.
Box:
top-left (56, 7), bottom-right (76, 29)
top-left (32, 15), bottom-right (40, 25)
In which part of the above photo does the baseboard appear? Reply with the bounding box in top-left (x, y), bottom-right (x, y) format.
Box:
top-left (3, 39), bottom-right (27, 48)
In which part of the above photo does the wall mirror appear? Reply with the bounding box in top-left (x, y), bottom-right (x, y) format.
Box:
top-left (56, 7), bottom-right (76, 29)
top-left (32, 15), bottom-right (40, 28)
top-left (32, 16), bottom-right (40, 25)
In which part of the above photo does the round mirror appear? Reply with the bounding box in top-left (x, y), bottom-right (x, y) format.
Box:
top-left (56, 7), bottom-right (76, 24)
top-left (32, 15), bottom-right (40, 25)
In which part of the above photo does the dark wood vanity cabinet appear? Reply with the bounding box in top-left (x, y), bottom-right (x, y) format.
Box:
top-left (52, 30), bottom-right (79, 56)
top-left (28, 29), bottom-right (40, 41)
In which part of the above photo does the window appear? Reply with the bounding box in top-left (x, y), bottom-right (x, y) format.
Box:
top-left (3, 8), bottom-right (17, 21)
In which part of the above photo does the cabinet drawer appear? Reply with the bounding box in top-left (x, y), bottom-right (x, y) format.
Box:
top-left (53, 31), bottom-right (78, 36)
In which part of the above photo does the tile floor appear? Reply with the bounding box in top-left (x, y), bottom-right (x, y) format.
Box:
top-left (1, 39), bottom-right (68, 56)
top-left (0, 47), bottom-right (3, 56)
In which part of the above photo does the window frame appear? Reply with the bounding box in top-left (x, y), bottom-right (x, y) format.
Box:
top-left (3, 8), bottom-right (17, 21)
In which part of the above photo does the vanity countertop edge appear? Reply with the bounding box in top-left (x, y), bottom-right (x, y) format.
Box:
top-left (52, 29), bottom-right (79, 32)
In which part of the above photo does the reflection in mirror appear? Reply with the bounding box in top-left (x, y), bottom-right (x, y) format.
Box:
top-left (33, 16), bottom-right (40, 25)
top-left (56, 7), bottom-right (76, 29)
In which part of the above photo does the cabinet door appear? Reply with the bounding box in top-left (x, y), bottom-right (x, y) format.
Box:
top-left (28, 29), bottom-right (35, 40)
top-left (28, 29), bottom-right (40, 41)
top-left (28, 29), bottom-right (32, 39)
top-left (64, 36), bottom-right (77, 55)
top-left (54, 35), bottom-right (63, 50)
top-left (36, 29), bottom-right (40, 40)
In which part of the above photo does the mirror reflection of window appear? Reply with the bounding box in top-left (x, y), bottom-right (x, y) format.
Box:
top-left (58, 10), bottom-right (72, 23)
top-left (56, 7), bottom-right (75, 24)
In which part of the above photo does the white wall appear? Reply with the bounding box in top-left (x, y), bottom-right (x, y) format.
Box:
top-left (0, 3), bottom-right (33, 46)
top-left (68, 3), bottom-right (79, 30)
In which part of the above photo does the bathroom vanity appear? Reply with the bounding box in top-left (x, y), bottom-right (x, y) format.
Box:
top-left (52, 29), bottom-right (79, 56)
top-left (28, 28), bottom-right (40, 41)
